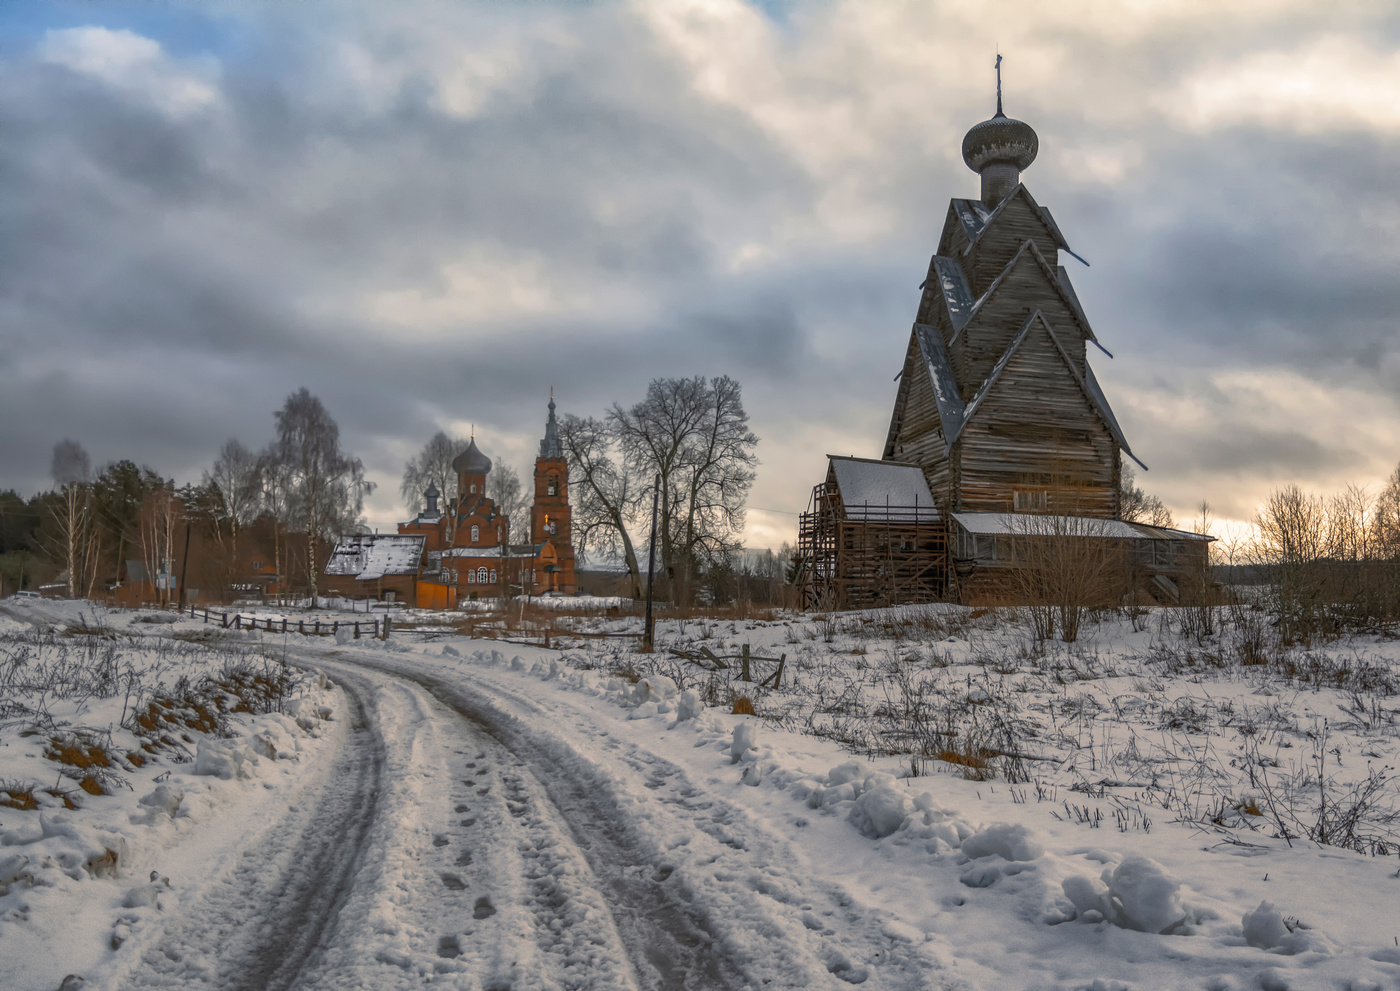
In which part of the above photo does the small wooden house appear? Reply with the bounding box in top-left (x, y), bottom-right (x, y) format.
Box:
top-left (799, 457), bottom-right (945, 608)
top-left (322, 534), bottom-right (424, 603)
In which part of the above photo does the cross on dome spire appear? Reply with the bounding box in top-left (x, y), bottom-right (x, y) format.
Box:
top-left (995, 52), bottom-right (1004, 117)
top-left (961, 53), bottom-right (1038, 206)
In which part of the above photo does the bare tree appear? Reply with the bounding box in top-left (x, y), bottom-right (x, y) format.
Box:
top-left (1254, 485), bottom-right (1329, 641)
top-left (205, 439), bottom-right (262, 584)
top-left (1008, 512), bottom-right (1129, 643)
top-left (559, 413), bottom-right (643, 598)
top-left (677, 376), bottom-right (758, 586)
top-left (139, 484), bottom-right (180, 607)
top-left (1119, 464), bottom-right (1174, 527)
top-left (488, 463), bottom-right (530, 539)
top-left (1374, 463), bottom-right (1400, 558)
top-left (49, 439), bottom-right (94, 599)
top-left (611, 377), bottom-right (709, 600)
top-left (258, 445), bottom-right (295, 597)
top-left (610, 376), bottom-right (758, 604)
top-left (272, 389), bottom-right (373, 604)
top-left (401, 431), bottom-right (467, 508)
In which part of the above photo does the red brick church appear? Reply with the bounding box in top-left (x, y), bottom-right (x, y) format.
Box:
top-left (323, 398), bottom-right (577, 608)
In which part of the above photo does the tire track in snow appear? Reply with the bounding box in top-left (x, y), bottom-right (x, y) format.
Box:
top-left (115, 671), bottom-right (386, 991)
top-left (330, 651), bottom-right (950, 990)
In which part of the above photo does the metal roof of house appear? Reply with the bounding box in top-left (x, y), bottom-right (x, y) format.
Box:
top-left (324, 534), bottom-right (424, 580)
top-left (829, 456), bottom-right (938, 520)
top-left (951, 513), bottom-right (1212, 540)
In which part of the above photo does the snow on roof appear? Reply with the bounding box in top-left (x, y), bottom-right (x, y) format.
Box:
top-left (951, 513), bottom-right (1212, 540)
top-left (324, 534), bottom-right (424, 579)
top-left (829, 457), bottom-right (938, 520)
top-left (914, 324), bottom-right (966, 446)
top-left (932, 257), bottom-right (976, 334)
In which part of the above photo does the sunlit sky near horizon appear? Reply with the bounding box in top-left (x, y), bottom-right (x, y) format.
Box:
top-left (3, 0), bottom-right (1399, 551)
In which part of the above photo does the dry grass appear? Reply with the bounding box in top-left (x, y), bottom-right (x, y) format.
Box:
top-left (1, 781), bottom-right (38, 810)
top-left (731, 695), bottom-right (756, 715)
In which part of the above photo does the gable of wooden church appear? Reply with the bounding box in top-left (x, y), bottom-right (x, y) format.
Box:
top-left (884, 332), bottom-right (954, 501)
top-left (950, 245), bottom-right (1090, 393)
top-left (955, 319), bottom-right (1118, 516)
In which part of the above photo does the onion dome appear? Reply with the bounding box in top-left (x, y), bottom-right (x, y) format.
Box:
top-left (452, 437), bottom-right (492, 476)
top-left (962, 55), bottom-right (1038, 206)
top-left (961, 112), bottom-right (1038, 173)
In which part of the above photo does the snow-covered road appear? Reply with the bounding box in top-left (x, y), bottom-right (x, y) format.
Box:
top-left (11, 606), bottom-right (1393, 991)
top-left (114, 641), bottom-right (939, 990)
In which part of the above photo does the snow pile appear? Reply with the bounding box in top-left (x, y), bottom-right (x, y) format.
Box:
top-left (1062, 856), bottom-right (1194, 934)
top-left (1241, 900), bottom-right (1336, 955)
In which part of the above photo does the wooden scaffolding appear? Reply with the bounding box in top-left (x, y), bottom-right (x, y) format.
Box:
top-left (797, 481), bottom-right (946, 610)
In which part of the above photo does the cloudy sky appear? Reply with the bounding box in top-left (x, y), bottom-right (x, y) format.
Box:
top-left (3, 0), bottom-right (1398, 548)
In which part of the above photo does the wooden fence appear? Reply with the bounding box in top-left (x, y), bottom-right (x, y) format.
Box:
top-left (187, 604), bottom-right (389, 639)
top-left (669, 643), bottom-right (787, 688)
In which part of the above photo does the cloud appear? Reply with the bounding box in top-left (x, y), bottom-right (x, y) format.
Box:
top-left (2, 0), bottom-right (1398, 544)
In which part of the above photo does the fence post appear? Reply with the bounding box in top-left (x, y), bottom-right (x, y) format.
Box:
top-left (314, 620), bottom-right (320, 635)
top-left (740, 643), bottom-right (752, 682)
top-left (298, 620), bottom-right (304, 634)
top-left (233, 615), bottom-right (240, 630)
top-left (222, 612), bottom-right (229, 629)
top-left (333, 621), bottom-right (339, 635)
top-left (382, 616), bottom-right (391, 640)
top-left (282, 618), bottom-right (287, 634)
top-left (353, 622), bottom-right (360, 639)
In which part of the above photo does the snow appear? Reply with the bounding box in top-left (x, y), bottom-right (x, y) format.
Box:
top-left (322, 533), bottom-right (424, 578)
top-left (5, 596), bottom-right (1400, 990)
top-left (829, 456), bottom-right (938, 520)
top-left (952, 511), bottom-right (1212, 539)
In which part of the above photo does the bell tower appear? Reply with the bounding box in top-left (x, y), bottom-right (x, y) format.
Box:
top-left (531, 393), bottom-right (572, 545)
top-left (529, 392), bottom-right (576, 593)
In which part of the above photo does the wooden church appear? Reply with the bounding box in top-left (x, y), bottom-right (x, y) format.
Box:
top-left (800, 64), bottom-right (1208, 607)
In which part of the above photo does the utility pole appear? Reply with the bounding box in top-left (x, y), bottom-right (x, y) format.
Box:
top-left (642, 474), bottom-right (660, 653)
top-left (176, 521), bottom-right (192, 611)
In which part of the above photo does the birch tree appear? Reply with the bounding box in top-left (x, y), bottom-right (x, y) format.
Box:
top-left (272, 389), bottom-right (373, 604)
top-left (205, 439), bottom-right (262, 580)
top-left (49, 439), bottom-right (94, 599)
top-left (401, 431), bottom-right (467, 508)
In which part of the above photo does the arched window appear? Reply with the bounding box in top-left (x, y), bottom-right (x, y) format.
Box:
top-left (470, 483), bottom-right (477, 494)
top-left (477, 567), bottom-right (488, 584)
top-left (470, 525), bottom-right (479, 543)
top-left (489, 569), bottom-right (497, 583)
top-left (547, 476), bottom-right (558, 497)
top-left (467, 570), bottom-right (476, 584)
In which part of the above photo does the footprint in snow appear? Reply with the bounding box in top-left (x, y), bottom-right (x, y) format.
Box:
top-left (437, 935), bottom-right (462, 959)
top-left (461, 818), bottom-right (477, 827)
top-left (441, 874), bottom-right (466, 891)
top-left (456, 850), bottom-right (474, 866)
top-left (473, 896), bottom-right (496, 919)
top-left (432, 834), bottom-right (449, 848)
top-left (455, 804), bottom-right (470, 813)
